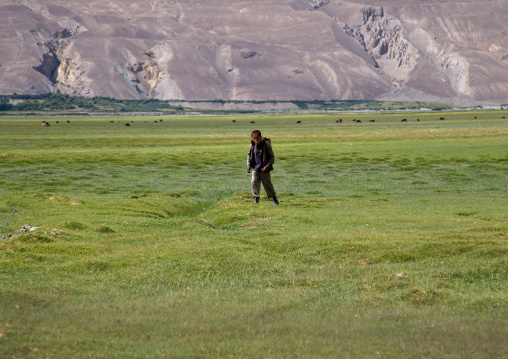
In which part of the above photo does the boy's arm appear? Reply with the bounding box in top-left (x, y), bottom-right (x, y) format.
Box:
top-left (247, 145), bottom-right (252, 172)
top-left (264, 142), bottom-right (275, 168)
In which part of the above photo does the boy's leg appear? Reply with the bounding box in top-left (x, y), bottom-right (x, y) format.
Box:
top-left (259, 171), bottom-right (276, 198)
top-left (251, 171), bottom-right (261, 201)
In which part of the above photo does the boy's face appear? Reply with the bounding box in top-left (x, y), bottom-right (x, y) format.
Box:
top-left (251, 133), bottom-right (262, 145)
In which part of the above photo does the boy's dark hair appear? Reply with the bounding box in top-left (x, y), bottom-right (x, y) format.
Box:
top-left (251, 130), bottom-right (261, 137)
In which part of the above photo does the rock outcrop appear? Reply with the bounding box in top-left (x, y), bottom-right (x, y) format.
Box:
top-left (1, 224), bottom-right (39, 240)
top-left (1, 0), bottom-right (507, 104)
top-left (337, 6), bottom-right (418, 86)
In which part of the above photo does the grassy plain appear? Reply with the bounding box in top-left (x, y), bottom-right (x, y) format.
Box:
top-left (0, 112), bottom-right (507, 358)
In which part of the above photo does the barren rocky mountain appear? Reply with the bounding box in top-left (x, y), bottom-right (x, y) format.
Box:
top-left (1, 0), bottom-right (507, 104)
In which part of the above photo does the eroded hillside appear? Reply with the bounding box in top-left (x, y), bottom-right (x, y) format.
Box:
top-left (1, 0), bottom-right (507, 103)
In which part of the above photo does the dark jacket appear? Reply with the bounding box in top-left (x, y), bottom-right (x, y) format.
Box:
top-left (247, 138), bottom-right (274, 171)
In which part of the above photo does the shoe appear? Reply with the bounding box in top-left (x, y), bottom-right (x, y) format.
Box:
top-left (254, 196), bottom-right (259, 203)
top-left (273, 196), bottom-right (279, 206)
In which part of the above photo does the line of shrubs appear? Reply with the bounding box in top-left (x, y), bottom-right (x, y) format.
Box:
top-left (0, 94), bottom-right (452, 112)
top-left (0, 94), bottom-right (185, 112)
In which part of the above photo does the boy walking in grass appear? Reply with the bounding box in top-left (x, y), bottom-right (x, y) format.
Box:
top-left (247, 130), bottom-right (279, 205)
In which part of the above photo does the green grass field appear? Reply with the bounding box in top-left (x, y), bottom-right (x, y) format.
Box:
top-left (1, 112), bottom-right (507, 358)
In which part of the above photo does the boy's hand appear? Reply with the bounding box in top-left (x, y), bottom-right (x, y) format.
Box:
top-left (247, 166), bottom-right (251, 173)
top-left (261, 166), bottom-right (268, 172)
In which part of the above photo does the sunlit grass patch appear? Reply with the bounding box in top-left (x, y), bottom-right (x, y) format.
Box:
top-left (0, 112), bottom-right (507, 358)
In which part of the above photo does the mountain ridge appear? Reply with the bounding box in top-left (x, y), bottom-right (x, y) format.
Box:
top-left (1, 0), bottom-right (507, 104)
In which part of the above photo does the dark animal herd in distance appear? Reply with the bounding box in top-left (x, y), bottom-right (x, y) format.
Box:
top-left (39, 115), bottom-right (506, 127)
